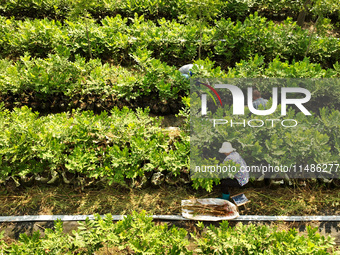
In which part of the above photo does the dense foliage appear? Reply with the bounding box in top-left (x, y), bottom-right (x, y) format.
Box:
top-left (190, 92), bottom-right (340, 191)
top-left (0, 52), bottom-right (188, 114)
top-left (0, 0), bottom-right (339, 251)
top-left (0, 104), bottom-right (339, 191)
top-left (0, 211), bottom-right (336, 254)
top-left (1, 54), bottom-right (340, 114)
top-left (0, 0), bottom-right (339, 23)
top-left (0, 105), bottom-right (189, 188)
top-left (0, 14), bottom-right (339, 67)
top-left (0, 0), bottom-right (339, 193)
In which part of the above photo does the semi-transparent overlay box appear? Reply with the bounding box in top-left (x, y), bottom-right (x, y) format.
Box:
top-left (190, 78), bottom-right (340, 179)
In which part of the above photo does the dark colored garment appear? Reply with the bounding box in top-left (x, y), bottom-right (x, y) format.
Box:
top-left (221, 178), bottom-right (241, 194)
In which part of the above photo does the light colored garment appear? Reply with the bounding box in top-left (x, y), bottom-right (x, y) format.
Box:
top-left (253, 98), bottom-right (268, 109)
top-left (223, 152), bottom-right (249, 186)
top-left (179, 64), bottom-right (194, 74)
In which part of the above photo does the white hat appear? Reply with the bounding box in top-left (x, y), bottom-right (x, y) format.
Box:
top-left (218, 142), bottom-right (236, 153)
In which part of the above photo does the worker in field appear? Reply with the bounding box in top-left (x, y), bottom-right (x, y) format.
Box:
top-left (179, 64), bottom-right (203, 78)
top-left (252, 90), bottom-right (268, 109)
top-left (179, 64), bottom-right (194, 79)
top-left (219, 142), bottom-right (249, 200)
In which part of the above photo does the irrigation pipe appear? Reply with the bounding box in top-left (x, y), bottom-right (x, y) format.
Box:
top-left (129, 36), bottom-right (340, 43)
top-left (1, 215), bottom-right (340, 223)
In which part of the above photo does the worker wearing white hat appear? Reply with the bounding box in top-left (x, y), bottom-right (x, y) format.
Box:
top-left (219, 142), bottom-right (249, 200)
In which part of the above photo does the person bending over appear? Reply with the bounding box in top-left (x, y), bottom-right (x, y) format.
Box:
top-left (219, 142), bottom-right (249, 200)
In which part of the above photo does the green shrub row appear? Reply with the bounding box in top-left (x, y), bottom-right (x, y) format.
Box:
top-left (0, 0), bottom-right (339, 23)
top-left (1, 52), bottom-right (340, 114)
top-left (0, 211), bottom-right (336, 254)
top-left (212, 14), bottom-right (339, 68)
top-left (190, 90), bottom-right (340, 191)
top-left (0, 52), bottom-right (188, 114)
top-left (192, 98), bottom-right (340, 169)
top-left (0, 105), bottom-right (189, 187)
top-left (0, 103), bottom-right (339, 191)
top-left (0, 14), bottom-right (339, 67)
top-left (0, 0), bottom-right (220, 21)
top-left (216, 56), bottom-right (340, 111)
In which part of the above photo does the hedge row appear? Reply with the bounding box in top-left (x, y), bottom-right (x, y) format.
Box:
top-left (190, 94), bottom-right (340, 190)
top-left (0, 105), bottom-right (189, 188)
top-left (0, 105), bottom-right (339, 191)
top-left (0, 14), bottom-right (339, 67)
top-left (1, 53), bottom-right (340, 114)
top-left (1, 0), bottom-right (339, 23)
top-left (0, 0), bottom-right (225, 21)
top-left (0, 212), bottom-right (335, 254)
top-left (0, 53), bottom-right (188, 114)
top-left (0, 0), bottom-right (297, 22)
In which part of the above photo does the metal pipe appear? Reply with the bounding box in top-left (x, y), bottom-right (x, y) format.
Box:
top-left (1, 215), bottom-right (340, 223)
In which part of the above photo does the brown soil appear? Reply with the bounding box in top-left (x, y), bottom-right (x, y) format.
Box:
top-left (0, 183), bottom-right (339, 217)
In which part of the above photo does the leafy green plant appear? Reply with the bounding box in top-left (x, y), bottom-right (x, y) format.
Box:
top-left (0, 212), bottom-right (336, 254)
top-left (0, 13), bottom-right (339, 67)
top-left (184, 0), bottom-right (221, 60)
top-left (0, 106), bottom-right (190, 187)
top-left (189, 82), bottom-right (340, 190)
top-left (193, 221), bottom-right (335, 254)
